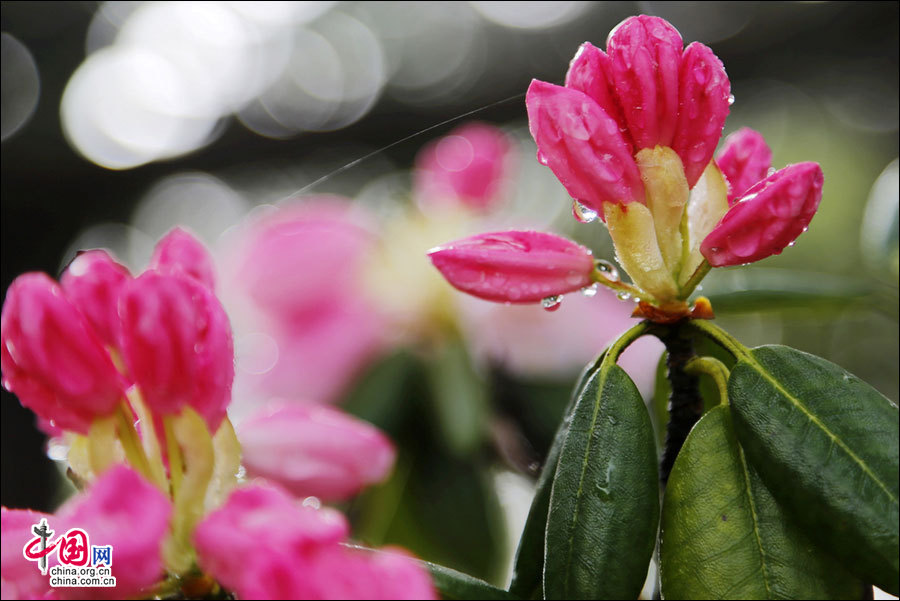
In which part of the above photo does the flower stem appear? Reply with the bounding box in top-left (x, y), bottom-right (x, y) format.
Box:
top-left (684, 356), bottom-right (731, 406)
top-left (164, 416), bottom-right (184, 500)
top-left (115, 402), bottom-right (155, 485)
top-left (678, 260), bottom-right (712, 300)
top-left (655, 321), bottom-right (704, 483)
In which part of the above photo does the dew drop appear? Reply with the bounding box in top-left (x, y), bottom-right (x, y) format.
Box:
top-left (581, 283), bottom-right (599, 297)
top-left (46, 438), bottom-right (69, 462)
top-left (572, 199), bottom-right (598, 223)
top-left (767, 167), bottom-right (777, 177)
top-left (541, 295), bottom-right (562, 312)
top-left (236, 465), bottom-right (247, 480)
top-left (302, 496), bottom-right (322, 509)
top-left (537, 150), bottom-right (549, 166)
top-left (595, 259), bottom-right (620, 282)
top-left (616, 291), bottom-right (632, 301)
top-left (727, 93), bottom-right (735, 106)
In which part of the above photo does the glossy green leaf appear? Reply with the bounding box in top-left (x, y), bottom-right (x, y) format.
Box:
top-left (544, 364), bottom-right (659, 599)
top-left (425, 561), bottom-right (517, 600)
top-left (508, 352), bottom-right (605, 599)
top-left (728, 345), bottom-right (900, 594)
top-left (660, 405), bottom-right (864, 599)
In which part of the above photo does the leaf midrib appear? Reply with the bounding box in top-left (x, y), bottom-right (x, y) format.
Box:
top-left (741, 353), bottom-right (898, 507)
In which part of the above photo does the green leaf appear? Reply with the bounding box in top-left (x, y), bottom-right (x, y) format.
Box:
top-left (660, 405), bottom-right (864, 600)
top-left (425, 561), bottom-right (518, 600)
top-left (426, 338), bottom-right (489, 456)
top-left (728, 345), bottom-right (900, 594)
top-left (544, 364), bottom-right (659, 599)
top-left (508, 352), bottom-right (605, 599)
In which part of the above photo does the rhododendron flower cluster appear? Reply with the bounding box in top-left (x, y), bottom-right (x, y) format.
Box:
top-left (1, 228), bottom-right (432, 599)
top-left (430, 15), bottom-right (824, 320)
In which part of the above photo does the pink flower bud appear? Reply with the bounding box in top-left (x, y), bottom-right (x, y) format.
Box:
top-left (148, 227), bottom-right (216, 290)
top-left (60, 250), bottom-right (132, 349)
top-left (526, 80), bottom-right (644, 214)
top-left (428, 230), bottom-right (595, 303)
top-left (1, 273), bottom-right (125, 434)
top-left (671, 42), bottom-right (731, 187)
top-left (1, 467), bottom-right (170, 601)
top-left (194, 484), bottom-right (349, 594)
top-left (565, 42), bottom-right (631, 150)
top-left (57, 465), bottom-right (171, 600)
top-left (716, 127), bottom-right (773, 204)
top-left (239, 405), bottom-right (395, 501)
top-left (414, 122), bottom-right (511, 212)
top-left (119, 272), bottom-right (233, 430)
top-left (606, 15), bottom-right (683, 149)
top-left (2, 507), bottom-right (55, 600)
top-left (195, 484), bottom-right (435, 600)
top-left (701, 162), bottom-right (823, 266)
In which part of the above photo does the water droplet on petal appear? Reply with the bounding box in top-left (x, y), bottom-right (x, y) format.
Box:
top-left (727, 93), bottom-right (735, 106)
top-left (537, 150), bottom-right (549, 166)
top-left (595, 259), bottom-right (620, 282)
top-left (541, 295), bottom-right (562, 311)
top-left (302, 496), bottom-right (321, 509)
top-left (572, 199), bottom-right (598, 223)
top-left (767, 167), bottom-right (777, 177)
top-left (46, 438), bottom-right (69, 462)
top-left (581, 283), bottom-right (599, 297)
top-left (616, 291), bottom-right (632, 301)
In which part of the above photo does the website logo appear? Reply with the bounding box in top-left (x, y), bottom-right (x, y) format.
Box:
top-left (22, 518), bottom-right (116, 588)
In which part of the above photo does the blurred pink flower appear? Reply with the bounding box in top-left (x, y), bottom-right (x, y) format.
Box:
top-left (218, 200), bottom-right (386, 408)
top-left (239, 404), bottom-right (396, 501)
top-left (194, 484), bottom-right (436, 600)
top-left (1, 465), bottom-right (171, 601)
top-left (414, 122), bottom-right (512, 212)
top-left (428, 230), bottom-right (595, 304)
top-left (148, 227), bottom-right (217, 290)
top-left (1, 273), bottom-right (126, 434)
top-left (119, 271), bottom-right (234, 431)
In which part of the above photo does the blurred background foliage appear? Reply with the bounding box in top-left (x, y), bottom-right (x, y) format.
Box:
top-left (2, 1), bottom-right (897, 586)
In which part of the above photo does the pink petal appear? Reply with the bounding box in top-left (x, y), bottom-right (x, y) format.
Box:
top-left (148, 227), bottom-right (216, 290)
top-left (715, 127), bottom-right (772, 204)
top-left (239, 404), bottom-right (396, 501)
top-left (428, 230), bottom-right (595, 304)
top-left (606, 15), bottom-right (683, 149)
top-left (565, 42), bottom-right (631, 150)
top-left (56, 465), bottom-right (171, 600)
top-left (194, 484), bottom-right (349, 595)
top-left (119, 272), bottom-right (233, 430)
top-left (1, 273), bottom-right (125, 434)
top-left (1, 507), bottom-right (55, 600)
top-left (60, 250), bottom-right (132, 350)
top-left (526, 80), bottom-right (643, 215)
top-left (220, 200), bottom-right (375, 321)
top-left (414, 122), bottom-right (512, 212)
top-left (701, 163), bottom-right (823, 267)
top-left (671, 42), bottom-right (732, 187)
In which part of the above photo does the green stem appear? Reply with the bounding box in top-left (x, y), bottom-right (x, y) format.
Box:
top-left (687, 318), bottom-right (749, 360)
top-left (602, 321), bottom-right (653, 369)
top-left (591, 266), bottom-right (645, 300)
top-left (685, 356), bottom-right (731, 406)
top-left (115, 402), bottom-right (155, 485)
top-left (164, 416), bottom-right (184, 499)
top-left (678, 260), bottom-right (712, 300)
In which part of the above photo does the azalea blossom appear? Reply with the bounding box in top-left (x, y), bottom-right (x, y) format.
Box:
top-left (433, 15), bottom-right (824, 318)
